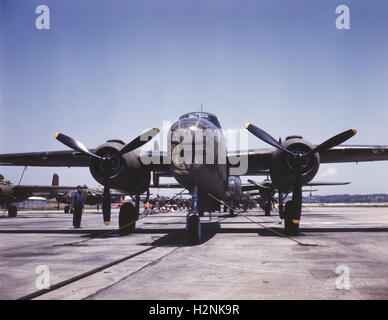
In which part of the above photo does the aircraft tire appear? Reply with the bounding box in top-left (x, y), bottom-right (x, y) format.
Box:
top-left (284, 201), bottom-right (300, 236)
top-left (187, 214), bottom-right (201, 245)
top-left (8, 206), bottom-right (17, 218)
top-left (119, 202), bottom-right (138, 235)
top-left (64, 205), bottom-right (70, 213)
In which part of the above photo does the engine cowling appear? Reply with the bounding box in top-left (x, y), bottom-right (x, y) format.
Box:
top-left (228, 176), bottom-right (242, 201)
top-left (270, 136), bottom-right (320, 192)
top-left (260, 179), bottom-right (276, 197)
top-left (89, 141), bottom-right (150, 194)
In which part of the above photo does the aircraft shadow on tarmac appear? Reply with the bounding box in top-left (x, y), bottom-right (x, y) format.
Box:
top-left (226, 227), bottom-right (388, 237)
top-left (124, 221), bottom-right (222, 247)
top-left (0, 221), bottom-right (223, 246)
top-left (1, 225), bottom-right (388, 245)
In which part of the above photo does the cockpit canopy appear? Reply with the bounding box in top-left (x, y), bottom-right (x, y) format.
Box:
top-left (179, 112), bottom-right (222, 129)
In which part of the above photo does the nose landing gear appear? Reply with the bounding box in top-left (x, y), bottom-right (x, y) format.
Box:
top-left (186, 186), bottom-right (201, 245)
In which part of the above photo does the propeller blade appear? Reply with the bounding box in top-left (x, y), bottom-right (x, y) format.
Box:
top-left (102, 185), bottom-right (111, 225)
top-left (247, 179), bottom-right (270, 191)
top-left (305, 129), bottom-right (357, 156)
top-left (112, 128), bottom-right (160, 159)
top-left (244, 123), bottom-right (295, 156)
top-left (154, 139), bottom-right (160, 152)
top-left (55, 132), bottom-right (101, 160)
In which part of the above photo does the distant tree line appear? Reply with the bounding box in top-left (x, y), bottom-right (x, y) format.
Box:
top-left (302, 194), bottom-right (388, 203)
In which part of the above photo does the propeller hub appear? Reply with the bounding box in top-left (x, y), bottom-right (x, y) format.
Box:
top-left (287, 151), bottom-right (309, 172)
top-left (99, 153), bottom-right (121, 177)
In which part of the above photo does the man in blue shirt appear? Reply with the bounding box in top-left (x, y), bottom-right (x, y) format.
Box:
top-left (71, 185), bottom-right (85, 228)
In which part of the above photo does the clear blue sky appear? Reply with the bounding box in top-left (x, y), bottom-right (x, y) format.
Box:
top-left (1, 0), bottom-right (388, 195)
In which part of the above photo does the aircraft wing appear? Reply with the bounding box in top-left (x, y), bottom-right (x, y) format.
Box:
top-left (231, 145), bottom-right (388, 175)
top-left (0, 149), bottom-right (176, 180)
top-left (228, 148), bottom-right (273, 174)
top-left (241, 183), bottom-right (265, 192)
top-left (319, 145), bottom-right (388, 163)
top-left (1, 145), bottom-right (388, 172)
top-left (149, 183), bottom-right (183, 189)
top-left (13, 185), bottom-right (77, 193)
top-left (0, 150), bottom-right (90, 167)
top-left (305, 181), bottom-right (350, 186)
top-left (241, 180), bottom-right (350, 193)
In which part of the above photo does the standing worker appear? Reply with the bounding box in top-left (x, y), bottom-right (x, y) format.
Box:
top-left (71, 185), bottom-right (85, 228)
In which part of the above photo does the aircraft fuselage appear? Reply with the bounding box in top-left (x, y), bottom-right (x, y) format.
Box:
top-left (169, 112), bottom-right (228, 200)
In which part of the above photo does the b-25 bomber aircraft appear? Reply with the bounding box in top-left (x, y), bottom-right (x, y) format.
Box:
top-left (245, 178), bottom-right (350, 216)
top-left (1, 111), bottom-right (388, 244)
top-left (0, 173), bottom-right (76, 217)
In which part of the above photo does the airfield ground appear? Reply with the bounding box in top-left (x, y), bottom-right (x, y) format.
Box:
top-left (1, 206), bottom-right (388, 300)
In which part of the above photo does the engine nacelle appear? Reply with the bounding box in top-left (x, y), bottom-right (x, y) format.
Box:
top-left (89, 141), bottom-right (150, 194)
top-left (270, 137), bottom-right (320, 193)
top-left (260, 179), bottom-right (276, 197)
top-left (228, 176), bottom-right (242, 201)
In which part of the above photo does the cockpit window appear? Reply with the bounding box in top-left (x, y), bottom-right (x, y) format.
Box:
top-left (179, 112), bottom-right (221, 129)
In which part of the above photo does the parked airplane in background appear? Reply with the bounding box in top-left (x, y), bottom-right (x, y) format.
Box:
top-left (0, 173), bottom-right (75, 217)
top-left (1, 112), bottom-right (388, 243)
top-left (246, 178), bottom-right (350, 216)
top-left (56, 187), bottom-right (126, 213)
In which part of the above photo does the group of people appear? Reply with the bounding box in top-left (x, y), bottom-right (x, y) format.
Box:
top-left (144, 197), bottom-right (192, 213)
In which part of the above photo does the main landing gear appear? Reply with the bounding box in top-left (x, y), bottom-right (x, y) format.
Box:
top-left (283, 179), bottom-right (302, 236)
top-left (284, 200), bottom-right (300, 236)
top-left (116, 195), bottom-right (140, 235)
top-left (119, 202), bottom-right (139, 235)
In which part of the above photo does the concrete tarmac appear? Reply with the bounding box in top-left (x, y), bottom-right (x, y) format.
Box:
top-left (0, 206), bottom-right (388, 300)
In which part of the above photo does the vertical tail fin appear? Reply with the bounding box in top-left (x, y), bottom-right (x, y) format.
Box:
top-left (52, 173), bottom-right (59, 186)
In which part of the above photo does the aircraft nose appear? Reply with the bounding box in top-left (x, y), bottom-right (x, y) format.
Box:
top-left (169, 120), bottom-right (205, 168)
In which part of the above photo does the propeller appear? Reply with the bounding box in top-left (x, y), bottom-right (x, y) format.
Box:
top-left (244, 123), bottom-right (357, 227)
top-left (55, 128), bottom-right (160, 225)
top-left (244, 124), bottom-right (295, 156)
top-left (247, 179), bottom-right (270, 191)
top-left (244, 123), bottom-right (356, 170)
top-left (248, 179), bottom-right (278, 204)
top-left (112, 128), bottom-right (159, 159)
top-left (102, 180), bottom-right (111, 225)
top-left (54, 133), bottom-right (101, 160)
